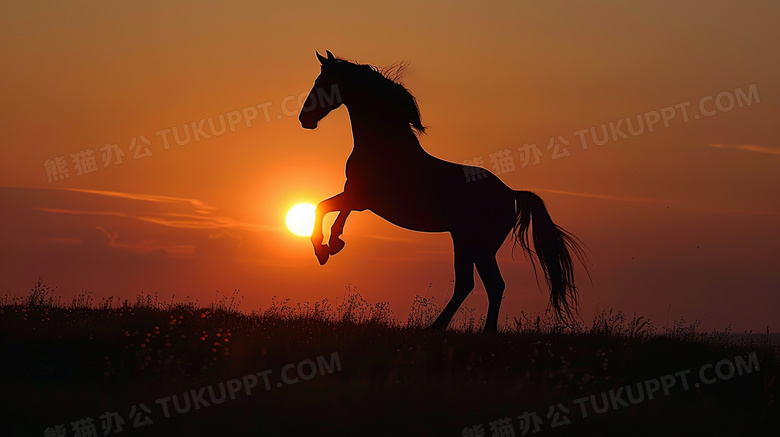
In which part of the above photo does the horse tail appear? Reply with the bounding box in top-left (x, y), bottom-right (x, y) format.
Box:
top-left (512, 190), bottom-right (587, 324)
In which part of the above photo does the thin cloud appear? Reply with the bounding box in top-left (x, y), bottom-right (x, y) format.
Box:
top-left (37, 191), bottom-right (280, 233)
top-left (35, 208), bottom-right (129, 218)
top-left (63, 188), bottom-right (216, 211)
top-left (531, 188), bottom-right (779, 216)
top-left (135, 214), bottom-right (277, 232)
top-left (528, 189), bottom-right (678, 204)
top-left (31, 190), bottom-right (264, 258)
top-left (709, 143), bottom-right (780, 156)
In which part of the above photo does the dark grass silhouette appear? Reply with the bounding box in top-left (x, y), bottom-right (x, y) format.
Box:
top-left (1, 282), bottom-right (778, 436)
top-left (299, 51), bottom-right (588, 333)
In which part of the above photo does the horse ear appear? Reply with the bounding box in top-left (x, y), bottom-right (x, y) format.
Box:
top-left (326, 50), bottom-right (335, 61)
top-left (316, 51), bottom-right (327, 65)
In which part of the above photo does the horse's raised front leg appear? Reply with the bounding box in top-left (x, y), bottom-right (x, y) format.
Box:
top-left (311, 193), bottom-right (352, 265)
top-left (328, 210), bottom-right (350, 255)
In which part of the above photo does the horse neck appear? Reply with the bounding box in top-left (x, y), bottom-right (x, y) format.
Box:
top-left (344, 100), bottom-right (425, 158)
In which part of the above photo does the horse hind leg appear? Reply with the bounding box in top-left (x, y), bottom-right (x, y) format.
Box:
top-left (427, 242), bottom-right (475, 330)
top-left (475, 254), bottom-right (505, 333)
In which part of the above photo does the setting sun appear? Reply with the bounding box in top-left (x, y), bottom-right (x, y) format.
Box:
top-left (286, 203), bottom-right (316, 237)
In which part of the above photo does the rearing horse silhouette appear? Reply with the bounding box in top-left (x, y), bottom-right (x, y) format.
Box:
top-left (299, 51), bottom-right (586, 332)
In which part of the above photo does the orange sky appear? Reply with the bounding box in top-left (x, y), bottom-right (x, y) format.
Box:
top-left (1, 1), bottom-right (778, 331)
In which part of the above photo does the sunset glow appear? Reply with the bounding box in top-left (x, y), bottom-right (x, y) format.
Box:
top-left (3, 3), bottom-right (779, 434)
top-left (0, 1), bottom-right (777, 335)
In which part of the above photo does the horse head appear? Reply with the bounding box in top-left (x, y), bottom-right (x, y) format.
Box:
top-left (299, 50), bottom-right (344, 129)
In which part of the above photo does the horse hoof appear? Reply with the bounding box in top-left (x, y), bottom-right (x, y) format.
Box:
top-left (314, 244), bottom-right (330, 265)
top-left (329, 237), bottom-right (345, 255)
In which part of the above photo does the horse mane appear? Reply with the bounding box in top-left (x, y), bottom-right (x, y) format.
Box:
top-left (331, 56), bottom-right (427, 135)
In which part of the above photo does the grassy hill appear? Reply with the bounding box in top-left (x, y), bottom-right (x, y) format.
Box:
top-left (1, 281), bottom-right (777, 436)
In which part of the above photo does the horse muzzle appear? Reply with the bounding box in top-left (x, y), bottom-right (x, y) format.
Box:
top-left (300, 119), bottom-right (318, 129)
